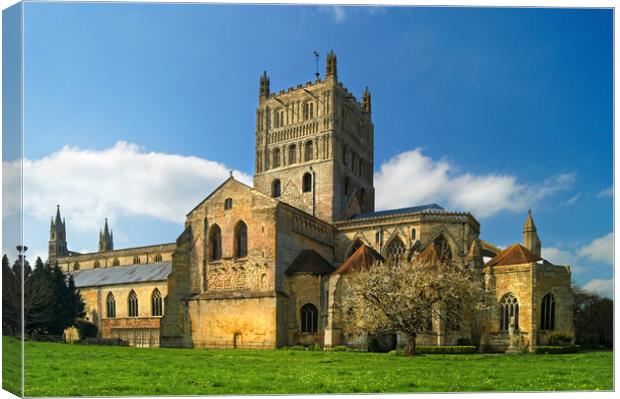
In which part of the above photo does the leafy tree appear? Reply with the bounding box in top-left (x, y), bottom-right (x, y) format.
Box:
top-left (572, 285), bottom-right (613, 348)
top-left (345, 259), bottom-right (488, 356)
top-left (2, 254), bottom-right (86, 336)
top-left (24, 257), bottom-right (57, 333)
top-left (2, 254), bottom-right (21, 335)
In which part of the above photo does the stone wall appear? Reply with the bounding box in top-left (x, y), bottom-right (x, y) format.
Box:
top-left (80, 280), bottom-right (167, 336)
top-left (185, 293), bottom-right (278, 348)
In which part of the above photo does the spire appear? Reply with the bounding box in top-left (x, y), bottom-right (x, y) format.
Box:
top-left (326, 49), bottom-right (337, 81)
top-left (466, 239), bottom-right (481, 259)
top-left (523, 210), bottom-right (541, 257)
top-left (523, 209), bottom-right (537, 232)
top-left (49, 205), bottom-right (68, 264)
top-left (98, 218), bottom-right (114, 252)
top-left (362, 87), bottom-right (371, 113)
top-left (55, 204), bottom-right (62, 225)
top-left (466, 239), bottom-right (483, 268)
top-left (259, 71), bottom-right (270, 99)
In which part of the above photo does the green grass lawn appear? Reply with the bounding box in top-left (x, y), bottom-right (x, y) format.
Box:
top-left (2, 336), bottom-right (22, 396)
top-left (4, 336), bottom-right (614, 396)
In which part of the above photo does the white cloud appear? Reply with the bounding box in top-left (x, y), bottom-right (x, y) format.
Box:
top-left (320, 6), bottom-right (346, 23)
top-left (597, 186), bottom-right (613, 198)
top-left (4, 141), bottom-right (251, 232)
top-left (541, 247), bottom-right (585, 274)
top-left (562, 192), bottom-right (580, 206)
top-left (578, 232), bottom-right (614, 265)
top-left (541, 247), bottom-right (576, 266)
top-left (583, 278), bottom-right (614, 299)
top-left (373, 148), bottom-right (575, 218)
top-left (541, 232), bottom-right (614, 274)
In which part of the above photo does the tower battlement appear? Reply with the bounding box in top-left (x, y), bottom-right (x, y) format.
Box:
top-left (253, 51), bottom-right (375, 222)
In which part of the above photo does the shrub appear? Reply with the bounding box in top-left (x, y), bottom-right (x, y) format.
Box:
top-left (78, 337), bottom-right (129, 346)
top-left (389, 346), bottom-right (477, 355)
top-left (330, 345), bottom-right (349, 352)
top-left (546, 332), bottom-right (573, 346)
top-left (75, 320), bottom-right (98, 339)
top-left (456, 338), bottom-right (472, 346)
top-left (534, 345), bottom-right (579, 354)
top-left (417, 345), bottom-right (477, 354)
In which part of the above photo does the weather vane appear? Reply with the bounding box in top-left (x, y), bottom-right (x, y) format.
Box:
top-left (313, 51), bottom-right (320, 80)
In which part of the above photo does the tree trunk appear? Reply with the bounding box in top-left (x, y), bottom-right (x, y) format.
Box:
top-left (405, 334), bottom-right (417, 356)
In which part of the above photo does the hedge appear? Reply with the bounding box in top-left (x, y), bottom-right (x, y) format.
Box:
top-left (390, 346), bottom-right (478, 355)
top-left (534, 345), bottom-right (580, 354)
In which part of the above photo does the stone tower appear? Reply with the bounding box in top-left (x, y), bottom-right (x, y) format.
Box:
top-left (253, 50), bottom-right (375, 222)
top-left (98, 218), bottom-right (114, 252)
top-left (48, 205), bottom-right (68, 265)
top-left (523, 210), bottom-right (541, 257)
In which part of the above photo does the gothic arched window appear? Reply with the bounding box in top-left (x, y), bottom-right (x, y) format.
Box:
top-left (302, 172), bottom-right (312, 193)
top-left (342, 146), bottom-right (347, 165)
top-left (500, 293), bottom-right (519, 332)
top-left (234, 221), bottom-right (248, 258)
top-left (385, 237), bottom-right (406, 264)
top-left (344, 177), bottom-right (350, 195)
top-left (272, 179), bottom-right (281, 198)
top-left (133, 256), bottom-right (141, 265)
top-left (303, 102), bottom-right (314, 120)
top-left (360, 188), bottom-right (366, 205)
top-left (411, 229), bottom-right (417, 240)
top-left (288, 144), bottom-right (297, 164)
top-left (112, 258), bottom-right (120, 266)
top-left (224, 198), bottom-right (233, 210)
top-left (154, 254), bottom-right (162, 263)
top-left (106, 293), bottom-right (116, 318)
top-left (73, 262), bottom-right (80, 271)
top-left (93, 260), bottom-right (100, 269)
top-left (273, 148), bottom-right (281, 168)
top-left (433, 235), bottom-right (453, 263)
top-left (209, 224), bottom-right (222, 261)
top-left (540, 293), bottom-right (555, 330)
top-left (151, 289), bottom-right (163, 317)
top-left (304, 141), bottom-right (314, 162)
top-left (128, 290), bottom-right (138, 317)
top-left (301, 303), bottom-right (318, 333)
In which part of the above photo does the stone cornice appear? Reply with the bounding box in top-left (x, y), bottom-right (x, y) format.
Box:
top-left (334, 211), bottom-right (480, 233)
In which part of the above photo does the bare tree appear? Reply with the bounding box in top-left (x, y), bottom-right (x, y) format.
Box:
top-left (345, 259), bottom-right (488, 356)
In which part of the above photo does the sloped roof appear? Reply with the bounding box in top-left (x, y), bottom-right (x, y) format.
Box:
top-left (413, 241), bottom-right (443, 264)
top-left (285, 250), bottom-right (334, 276)
top-left (334, 244), bottom-right (384, 274)
top-left (71, 262), bottom-right (172, 288)
top-left (350, 203), bottom-right (445, 220)
top-left (484, 244), bottom-right (542, 267)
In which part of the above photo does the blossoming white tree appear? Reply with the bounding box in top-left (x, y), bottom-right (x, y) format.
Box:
top-left (345, 257), bottom-right (488, 356)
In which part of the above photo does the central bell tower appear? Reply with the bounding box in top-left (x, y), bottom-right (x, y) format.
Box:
top-left (253, 51), bottom-right (375, 222)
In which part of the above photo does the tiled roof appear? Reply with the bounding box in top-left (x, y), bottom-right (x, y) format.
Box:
top-left (285, 250), bottom-right (334, 276)
top-left (350, 204), bottom-right (445, 220)
top-left (334, 244), bottom-right (384, 274)
top-left (484, 244), bottom-right (542, 267)
top-left (71, 262), bottom-right (172, 288)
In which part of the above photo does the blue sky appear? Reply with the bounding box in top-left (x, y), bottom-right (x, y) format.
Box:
top-left (4, 3), bottom-right (613, 296)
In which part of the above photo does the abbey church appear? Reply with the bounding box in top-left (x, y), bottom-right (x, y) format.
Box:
top-left (49, 51), bottom-right (573, 352)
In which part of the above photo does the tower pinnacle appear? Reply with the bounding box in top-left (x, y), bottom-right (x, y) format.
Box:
top-left (326, 50), bottom-right (337, 81)
top-left (259, 71), bottom-right (270, 99)
top-left (523, 210), bottom-right (541, 257)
